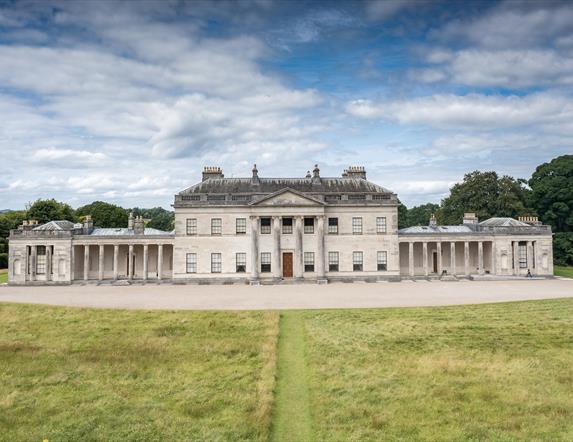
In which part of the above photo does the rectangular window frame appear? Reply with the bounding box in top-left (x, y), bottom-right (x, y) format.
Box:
top-left (353, 251), bottom-right (363, 272)
top-left (260, 252), bottom-right (271, 273)
top-left (328, 217), bottom-right (338, 234)
top-left (282, 217), bottom-right (293, 234)
top-left (377, 251), bottom-right (387, 271)
top-left (376, 217), bottom-right (387, 234)
top-left (260, 217), bottom-right (271, 234)
top-left (236, 218), bottom-right (247, 235)
top-left (211, 253), bottom-right (222, 273)
top-left (36, 245), bottom-right (46, 275)
top-left (186, 253), bottom-right (197, 273)
top-left (236, 252), bottom-right (246, 273)
top-left (211, 218), bottom-right (222, 235)
top-left (186, 218), bottom-right (197, 235)
top-left (518, 243), bottom-right (527, 268)
top-left (304, 217), bottom-right (314, 234)
top-left (304, 252), bottom-right (315, 272)
top-left (328, 251), bottom-right (339, 272)
top-left (352, 217), bottom-right (363, 235)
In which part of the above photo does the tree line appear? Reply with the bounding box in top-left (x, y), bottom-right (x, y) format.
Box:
top-left (398, 155), bottom-right (572, 266)
top-left (0, 155), bottom-right (571, 268)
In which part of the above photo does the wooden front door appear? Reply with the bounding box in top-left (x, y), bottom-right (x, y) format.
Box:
top-left (283, 253), bottom-right (293, 278)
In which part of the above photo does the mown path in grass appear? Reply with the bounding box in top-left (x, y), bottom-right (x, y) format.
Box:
top-left (271, 311), bottom-right (313, 442)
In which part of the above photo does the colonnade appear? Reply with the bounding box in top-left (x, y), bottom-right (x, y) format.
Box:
top-left (250, 215), bottom-right (325, 281)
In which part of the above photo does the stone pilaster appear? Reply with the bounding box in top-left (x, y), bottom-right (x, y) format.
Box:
top-left (294, 216), bottom-right (303, 279)
top-left (31, 245), bottom-right (37, 281)
top-left (272, 216), bottom-right (281, 280)
top-left (98, 244), bottom-right (104, 281)
top-left (527, 241), bottom-right (533, 274)
top-left (316, 215), bottom-right (325, 280)
top-left (84, 244), bottom-right (89, 281)
top-left (436, 242), bottom-right (442, 275)
top-left (408, 242), bottom-right (414, 277)
top-left (143, 244), bottom-right (149, 281)
top-left (250, 216), bottom-right (259, 281)
top-left (113, 245), bottom-right (119, 280)
top-left (423, 242), bottom-right (428, 276)
top-left (450, 242), bottom-right (456, 275)
top-left (464, 241), bottom-right (469, 276)
top-left (128, 244), bottom-right (134, 280)
top-left (158, 244), bottom-right (163, 280)
top-left (478, 241), bottom-right (484, 275)
top-left (46, 245), bottom-right (52, 281)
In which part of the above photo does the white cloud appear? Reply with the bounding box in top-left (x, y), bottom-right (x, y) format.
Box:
top-left (31, 148), bottom-right (108, 168)
top-left (365, 0), bottom-right (414, 21)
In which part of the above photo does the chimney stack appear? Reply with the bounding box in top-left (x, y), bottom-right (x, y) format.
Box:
top-left (463, 212), bottom-right (479, 225)
top-left (202, 166), bottom-right (224, 181)
top-left (134, 215), bottom-right (145, 235)
top-left (312, 164), bottom-right (321, 184)
top-left (344, 166), bottom-right (366, 179)
top-left (128, 212), bottom-right (134, 230)
top-left (518, 215), bottom-right (541, 226)
top-left (251, 164), bottom-right (260, 185)
top-left (83, 215), bottom-right (94, 235)
top-left (429, 214), bottom-right (437, 227)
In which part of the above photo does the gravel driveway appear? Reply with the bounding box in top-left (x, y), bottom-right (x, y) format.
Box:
top-left (1, 279), bottom-right (572, 310)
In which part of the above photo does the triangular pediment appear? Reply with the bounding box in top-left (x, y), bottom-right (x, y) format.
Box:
top-left (251, 188), bottom-right (324, 206)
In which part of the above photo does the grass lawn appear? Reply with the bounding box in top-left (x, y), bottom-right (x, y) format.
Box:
top-left (0, 269), bottom-right (7, 284)
top-left (0, 304), bottom-right (279, 441)
top-left (303, 299), bottom-right (573, 441)
top-left (555, 265), bottom-right (573, 278)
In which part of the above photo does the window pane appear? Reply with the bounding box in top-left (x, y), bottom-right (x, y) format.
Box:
top-left (328, 217), bottom-right (338, 234)
top-left (304, 252), bottom-right (314, 272)
top-left (282, 217), bottom-right (293, 234)
top-left (304, 217), bottom-right (314, 234)
top-left (236, 218), bottom-right (246, 234)
top-left (211, 253), bottom-right (222, 273)
top-left (236, 252), bottom-right (246, 273)
top-left (260, 217), bottom-right (271, 234)
top-left (186, 253), bottom-right (197, 273)
top-left (352, 217), bottom-right (362, 234)
top-left (211, 218), bottom-right (222, 235)
top-left (353, 251), bottom-right (363, 271)
top-left (328, 251), bottom-right (339, 272)
top-left (376, 217), bottom-right (387, 234)
top-left (261, 252), bottom-right (271, 272)
top-left (186, 218), bottom-right (197, 235)
top-left (518, 243), bottom-right (527, 268)
top-left (377, 251), bottom-right (387, 271)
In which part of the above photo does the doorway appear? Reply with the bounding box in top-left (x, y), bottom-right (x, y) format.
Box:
top-left (283, 252), bottom-right (293, 278)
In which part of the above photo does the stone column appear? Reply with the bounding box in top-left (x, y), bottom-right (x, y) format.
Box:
top-left (512, 241), bottom-right (519, 275)
top-left (272, 216), bottom-right (281, 279)
top-left (294, 216), bottom-right (303, 279)
top-left (464, 241), bottom-right (469, 276)
top-left (408, 242), bottom-right (414, 277)
top-left (478, 241), bottom-right (484, 275)
top-left (31, 245), bottom-right (37, 281)
top-left (84, 244), bottom-right (89, 281)
top-left (70, 245), bottom-right (75, 281)
top-left (527, 241), bottom-right (533, 274)
top-left (436, 242), bottom-right (442, 275)
top-left (128, 244), bottom-right (134, 280)
top-left (250, 216), bottom-right (259, 281)
top-left (491, 242), bottom-right (496, 275)
top-left (143, 244), bottom-right (149, 281)
top-left (423, 242), bottom-right (428, 276)
top-left (450, 242), bottom-right (456, 275)
top-left (98, 244), bottom-right (104, 281)
top-left (113, 245), bottom-right (119, 280)
top-left (158, 244), bottom-right (163, 280)
top-left (46, 245), bottom-right (52, 281)
top-left (316, 215), bottom-right (325, 279)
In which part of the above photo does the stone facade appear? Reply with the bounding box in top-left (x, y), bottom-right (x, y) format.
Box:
top-left (7, 165), bottom-right (553, 285)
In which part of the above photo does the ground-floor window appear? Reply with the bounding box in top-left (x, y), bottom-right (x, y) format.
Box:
top-left (211, 253), bottom-right (222, 273)
top-left (377, 251), bottom-right (387, 271)
top-left (236, 253), bottom-right (246, 273)
top-left (328, 251), bottom-right (339, 272)
top-left (186, 253), bottom-right (197, 273)
top-left (304, 252), bottom-right (315, 272)
top-left (518, 242), bottom-right (527, 268)
top-left (36, 245), bottom-right (46, 274)
top-left (261, 252), bottom-right (271, 273)
top-left (353, 251), bottom-right (363, 271)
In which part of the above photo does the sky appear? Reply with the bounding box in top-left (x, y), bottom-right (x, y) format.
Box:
top-left (0, 0), bottom-right (572, 210)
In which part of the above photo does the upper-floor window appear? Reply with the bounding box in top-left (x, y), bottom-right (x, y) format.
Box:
top-left (282, 217), bottom-right (293, 234)
top-left (186, 218), bottom-right (197, 235)
top-left (236, 218), bottom-right (246, 234)
top-left (211, 253), bottom-right (222, 273)
top-left (328, 217), bottom-right (338, 234)
top-left (376, 217), bottom-right (387, 234)
top-left (260, 217), bottom-right (271, 234)
top-left (261, 252), bottom-right (271, 272)
top-left (377, 251), bottom-right (387, 271)
top-left (304, 252), bottom-right (315, 272)
top-left (352, 217), bottom-right (362, 235)
top-left (236, 253), bottom-right (246, 273)
top-left (211, 218), bottom-right (222, 235)
top-left (353, 251), bottom-right (363, 271)
top-left (328, 252), bottom-right (339, 272)
top-left (304, 217), bottom-right (314, 234)
top-left (186, 253), bottom-right (197, 273)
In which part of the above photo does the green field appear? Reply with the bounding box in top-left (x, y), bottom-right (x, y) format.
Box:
top-left (0, 269), bottom-right (7, 284)
top-left (555, 265), bottom-right (573, 278)
top-left (1, 299), bottom-right (573, 441)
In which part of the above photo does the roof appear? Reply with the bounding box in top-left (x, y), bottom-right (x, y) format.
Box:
top-left (399, 225), bottom-right (475, 234)
top-left (90, 228), bottom-right (173, 236)
top-left (33, 220), bottom-right (75, 231)
top-left (479, 217), bottom-right (530, 227)
top-left (178, 177), bottom-right (393, 195)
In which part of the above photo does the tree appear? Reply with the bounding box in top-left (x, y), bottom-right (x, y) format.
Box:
top-left (147, 211), bottom-right (174, 231)
top-left (76, 201), bottom-right (128, 228)
top-left (438, 171), bottom-right (531, 225)
top-left (529, 155), bottom-right (573, 232)
top-left (0, 210), bottom-right (27, 240)
top-left (553, 233), bottom-right (573, 266)
top-left (26, 199), bottom-right (75, 224)
top-left (405, 203), bottom-right (440, 227)
top-left (397, 200), bottom-right (408, 229)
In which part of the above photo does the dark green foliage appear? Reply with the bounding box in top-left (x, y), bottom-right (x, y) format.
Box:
top-left (26, 199), bottom-right (76, 224)
top-left (397, 200), bottom-right (408, 229)
top-left (404, 203), bottom-right (440, 227)
top-left (529, 155), bottom-right (573, 232)
top-left (0, 253), bottom-right (7, 268)
top-left (438, 171), bottom-right (531, 225)
top-left (76, 201), bottom-right (128, 228)
top-left (553, 233), bottom-right (573, 266)
top-left (131, 207), bottom-right (174, 232)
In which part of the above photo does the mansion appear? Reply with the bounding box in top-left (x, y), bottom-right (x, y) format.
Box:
top-left (8, 165), bottom-right (554, 285)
